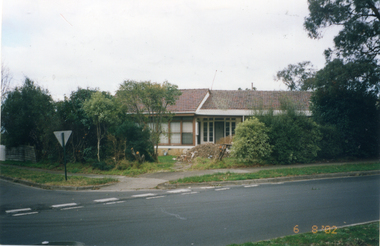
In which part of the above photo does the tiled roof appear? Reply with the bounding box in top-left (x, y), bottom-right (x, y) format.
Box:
top-left (167, 89), bottom-right (209, 112)
top-left (202, 90), bottom-right (311, 110)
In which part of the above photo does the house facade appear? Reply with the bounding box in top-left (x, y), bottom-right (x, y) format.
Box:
top-left (158, 89), bottom-right (311, 156)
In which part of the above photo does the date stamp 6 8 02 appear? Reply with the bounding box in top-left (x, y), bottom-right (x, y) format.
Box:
top-left (294, 225), bottom-right (338, 234)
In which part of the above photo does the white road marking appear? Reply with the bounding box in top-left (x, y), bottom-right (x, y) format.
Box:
top-left (181, 192), bottom-right (198, 195)
top-left (167, 189), bottom-right (191, 193)
top-left (12, 212), bottom-right (38, 217)
top-left (61, 206), bottom-right (84, 210)
top-left (200, 186), bottom-right (215, 189)
top-left (146, 196), bottom-right (165, 200)
top-left (6, 208), bottom-right (31, 214)
top-left (131, 193), bottom-right (156, 198)
top-left (215, 188), bottom-right (230, 191)
top-left (271, 182), bottom-right (284, 185)
top-left (51, 203), bottom-right (78, 208)
top-left (244, 184), bottom-right (259, 188)
top-left (94, 198), bottom-right (119, 203)
top-left (105, 201), bottom-right (125, 205)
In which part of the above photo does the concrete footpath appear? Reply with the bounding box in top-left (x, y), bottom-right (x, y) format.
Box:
top-left (1, 160), bottom-right (379, 191)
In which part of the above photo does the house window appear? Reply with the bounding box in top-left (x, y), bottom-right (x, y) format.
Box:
top-left (202, 119), bottom-right (215, 143)
top-left (170, 122), bottom-right (181, 144)
top-left (200, 117), bottom-right (240, 144)
top-left (209, 122), bottom-right (213, 142)
top-left (154, 118), bottom-right (194, 145)
top-left (160, 123), bottom-right (169, 144)
top-left (203, 121), bottom-right (208, 142)
top-left (232, 122), bottom-right (236, 135)
top-left (182, 121), bottom-right (193, 144)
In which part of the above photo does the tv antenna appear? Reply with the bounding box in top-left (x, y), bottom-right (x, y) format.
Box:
top-left (210, 70), bottom-right (217, 90)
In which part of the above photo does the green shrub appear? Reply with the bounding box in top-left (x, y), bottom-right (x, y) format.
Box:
top-left (47, 162), bottom-right (60, 170)
top-left (83, 147), bottom-right (96, 163)
top-left (231, 117), bottom-right (272, 163)
top-left (91, 161), bottom-right (113, 171)
top-left (258, 104), bottom-right (321, 165)
top-left (71, 168), bottom-right (80, 173)
top-left (317, 124), bottom-right (344, 160)
top-left (116, 159), bottom-right (132, 170)
top-left (109, 121), bottom-right (154, 162)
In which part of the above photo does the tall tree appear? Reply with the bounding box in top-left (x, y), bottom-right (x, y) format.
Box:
top-left (116, 80), bottom-right (182, 161)
top-left (82, 91), bottom-right (118, 161)
top-left (275, 61), bottom-right (317, 91)
top-left (304, 0), bottom-right (380, 158)
top-left (1, 64), bottom-right (13, 103)
top-left (1, 78), bottom-right (57, 160)
top-left (304, 0), bottom-right (380, 62)
top-left (56, 88), bottom-right (98, 162)
top-left (278, 0), bottom-right (380, 91)
top-left (1, 64), bottom-right (13, 145)
top-left (311, 59), bottom-right (379, 158)
top-left (276, 0), bottom-right (380, 159)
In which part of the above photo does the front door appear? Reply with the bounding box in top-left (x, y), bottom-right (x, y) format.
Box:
top-left (215, 122), bottom-right (224, 143)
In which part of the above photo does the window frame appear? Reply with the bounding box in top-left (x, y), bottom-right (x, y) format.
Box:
top-left (157, 117), bottom-right (194, 146)
top-left (200, 117), bottom-right (240, 144)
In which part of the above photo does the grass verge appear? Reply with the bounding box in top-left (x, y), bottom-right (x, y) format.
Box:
top-left (170, 162), bottom-right (380, 184)
top-left (228, 221), bottom-right (379, 246)
top-left (0, 165), bottom-right (118, 186)
top-left (0, 155), bottom-right (177, 177)
top-left (190, 157), bottom-right (256, 170)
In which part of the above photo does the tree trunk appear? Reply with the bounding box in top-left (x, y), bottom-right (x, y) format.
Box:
top-left (97, 123), bottom-right (101, 162)
top-left (154, 146), bottom-right (158, 162)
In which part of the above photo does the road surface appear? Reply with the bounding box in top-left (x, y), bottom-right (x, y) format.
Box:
top-left (0, 175), bottom-right (379, 245)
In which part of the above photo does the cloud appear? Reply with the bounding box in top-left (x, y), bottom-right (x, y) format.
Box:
top-left (2, 0), bottom-right (338, 100)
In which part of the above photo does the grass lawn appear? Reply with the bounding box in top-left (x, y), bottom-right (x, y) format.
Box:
top-left (228, 221), bottom-right (379, 246)
top-left (170, 162), bottom-right (380, 184)
top-left (189, 157), bottom-right (256, 170)
top-left (0, 165), bottom-right (118, 186)
top-left (0, 155), bottom-right (177, 177)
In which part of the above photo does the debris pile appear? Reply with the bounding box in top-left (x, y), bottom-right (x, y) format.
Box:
top-left (177, 143), bottom-right (231, 162)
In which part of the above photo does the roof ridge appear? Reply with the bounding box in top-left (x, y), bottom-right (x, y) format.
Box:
top-left (209, 90), bottom-right (311, 92)
top-left (179, 88), bottom-right (209, 90)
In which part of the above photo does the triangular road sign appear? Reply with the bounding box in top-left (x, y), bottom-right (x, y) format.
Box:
top-left (54, 131), bottom-right (72, 147)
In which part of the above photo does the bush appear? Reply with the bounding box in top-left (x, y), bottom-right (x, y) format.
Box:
top-left (317, 124), bottom-right (344, 160)
top-left (231, 117), bottom-right (272, 163)
top-left (258, 105), bottom-right (321, 165)
top-left (91, 161), bottom-right (113, 171)
top-left (116, 159), bottom-right (132, 170)
top-left (108, 121), bottom-right (154, 162)
top-left (83, 147), bottom-right (97, 163)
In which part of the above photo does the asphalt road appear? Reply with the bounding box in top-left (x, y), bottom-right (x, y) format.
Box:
top-left (0, 175), bottom-right (379, 246)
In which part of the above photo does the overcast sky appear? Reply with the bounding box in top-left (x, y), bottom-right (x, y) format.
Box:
top-left (2, 0), bottom-right (339, 101)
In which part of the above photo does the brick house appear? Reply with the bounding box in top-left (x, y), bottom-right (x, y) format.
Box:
top-left (158, 89), bottom-right (311, 155)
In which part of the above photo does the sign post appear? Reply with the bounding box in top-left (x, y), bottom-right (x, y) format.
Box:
top-left (54, 131), bottom-right (72, 181)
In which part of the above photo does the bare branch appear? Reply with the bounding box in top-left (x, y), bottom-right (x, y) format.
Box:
top-left (1, 63), bottom-right (13, 102)
top-left (366, 0), bottom-right (380, 21)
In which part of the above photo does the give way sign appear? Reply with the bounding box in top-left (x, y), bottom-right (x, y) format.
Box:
top-left (54, 131), bottom-right (72, 147)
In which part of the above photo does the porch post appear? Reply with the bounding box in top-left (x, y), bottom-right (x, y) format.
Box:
top-left (193, 117), bottom-right (196, 146)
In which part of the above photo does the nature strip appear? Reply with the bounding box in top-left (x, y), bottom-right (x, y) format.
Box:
top-left (158, 170), bottom-right (380, 189)
top-left (0, 175), bottom-right (116, 190)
